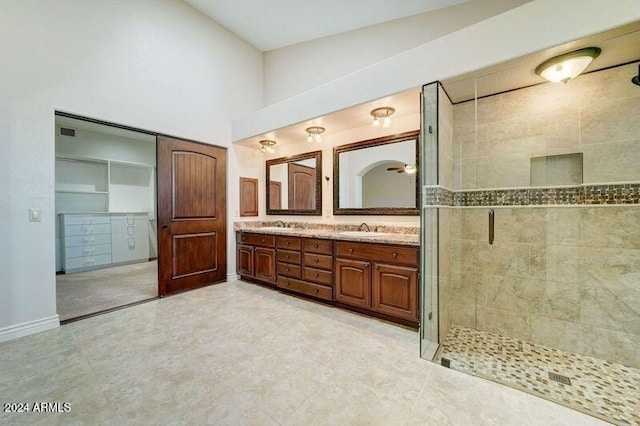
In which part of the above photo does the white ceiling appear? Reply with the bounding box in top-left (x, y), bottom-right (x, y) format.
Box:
top-left (235, 23), bottom-right (640, 149)
top-left (184, 0), bottom-right (470, 51)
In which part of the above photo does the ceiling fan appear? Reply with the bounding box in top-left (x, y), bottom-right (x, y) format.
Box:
top-left (387, 164), bottom-right (418, 174)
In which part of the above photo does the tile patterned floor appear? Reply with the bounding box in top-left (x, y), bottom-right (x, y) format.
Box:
top-left (1, 280), bottom-right (608, 425)
top-left (435, 325), bottom-right (640, 426)
top-left (56, 260), bottom-right (158, 321)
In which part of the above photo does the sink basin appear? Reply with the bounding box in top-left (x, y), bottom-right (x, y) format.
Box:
top-left (339, 231), bottom-right (387, 237)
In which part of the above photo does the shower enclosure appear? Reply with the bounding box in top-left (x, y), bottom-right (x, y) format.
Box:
top-left (419, 63), bottom-right (640, 425)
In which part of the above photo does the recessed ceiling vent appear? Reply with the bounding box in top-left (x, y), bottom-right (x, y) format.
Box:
top-left (60, 127), bottom-right (76, 137)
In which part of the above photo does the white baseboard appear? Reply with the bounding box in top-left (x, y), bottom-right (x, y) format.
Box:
top-left (226, 272), bottom-right (238, 280)
top-left (0, 315), bottom-right (60, 343)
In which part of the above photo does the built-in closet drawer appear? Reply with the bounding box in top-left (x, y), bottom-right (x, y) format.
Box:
top-left (303, 267), bottom-right (333, 286)
top-left (64, 243), bottom-right (112, 259)
top-left (64, 254), bottom-right (112, 270)
top-left (64, 233), bottom-right (112, 247)
top-left (276, 236), bottom-right (301, 250)
top-left (303, 253), bottom-right (333, 270)
top-left (61, 214), bottom-right (111, 226)
top-left (277, 249), bottom-right (301, 264)
top-left (276, 276), bottom-right (332, 302)
top-left (303, 238), bottom-right (332, 255)
top-left (111, 213), bottom-right (149, 264)
top-left (63, 223), bottom-right (112, 237)
top-left (277, 262), bottom-right (301, 279)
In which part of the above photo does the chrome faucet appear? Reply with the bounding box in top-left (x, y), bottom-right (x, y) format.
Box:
top-left (274, 220), bottom-right (286, 228)
top-left (358, 222), bottom-right (370, 232)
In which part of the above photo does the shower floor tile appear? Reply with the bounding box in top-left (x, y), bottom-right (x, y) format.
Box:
top-left (434, 325), bottom-right (640, 426)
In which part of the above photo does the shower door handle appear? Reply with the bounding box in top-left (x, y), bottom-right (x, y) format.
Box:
top-left (488, 209), bottom-right (495, 245)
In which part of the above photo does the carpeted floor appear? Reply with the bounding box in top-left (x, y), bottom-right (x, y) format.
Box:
top-left (57, 260), bottom-right (158, 321)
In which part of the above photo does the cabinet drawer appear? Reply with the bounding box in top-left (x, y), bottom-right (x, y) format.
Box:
top-left (303, 238), bottom-right (332, 254)
top-left (303, 253), bottom-right (333, 270)
top-left (111, 219), bottom-right (149, 235)
top-left (276, 276), bottom-right (332, 301)
top-left (64, 243), bottom-right (111, 259)
top-left (64, 253), bottom-right (112, 270)
top-left (277, 236), bottom-right (301, 250)
top-left (238, 232), bottom-right (275, 247)
top-left (277, 249), bottom-right (301, 264)
top-left (64, 223), bottom-right (111, 237)
top-left (112, 235), bottom-right (150, 264)
top-left (65, 233), bottom-right (111, 247)
top-left (277, 262), bottom-right (301, 279)
top-left (303, 267), bottom-right (333, 286)
top-left (61, 214), bottom-right (110, 225)
top-left (335, 241), bottom-right (418, 265)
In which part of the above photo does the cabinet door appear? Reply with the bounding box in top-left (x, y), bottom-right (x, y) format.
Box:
top-left (335, 258), bottom-right (371, 308)
top-left (372, 263), bottom-right (418, 321)
top-left (254, 247), bottom-right (276, 284)
top-left (237, 244), bottom-right (254, 277)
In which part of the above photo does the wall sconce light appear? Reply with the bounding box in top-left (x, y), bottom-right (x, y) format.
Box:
top-left (371, 107), bottom-right (395, 127)
top-left (259, 139), bottom-right (276, 153)
top-left (535, 47), bottom-right (601, 83)
top-left (306, 126), bottom-right (325, 143)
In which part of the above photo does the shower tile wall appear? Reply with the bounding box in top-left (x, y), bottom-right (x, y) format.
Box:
top-left (444, 63), bottom-right (640, 368)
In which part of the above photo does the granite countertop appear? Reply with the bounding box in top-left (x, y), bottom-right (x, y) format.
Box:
top-left (234, 222), bottom-right (419, 247)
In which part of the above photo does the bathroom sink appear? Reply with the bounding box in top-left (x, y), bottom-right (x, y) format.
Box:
top-left (338, 231), bottom-right (387, 237)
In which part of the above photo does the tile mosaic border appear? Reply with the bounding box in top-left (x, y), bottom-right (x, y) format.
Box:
top-left (424, 184), bottom-right (640, 207)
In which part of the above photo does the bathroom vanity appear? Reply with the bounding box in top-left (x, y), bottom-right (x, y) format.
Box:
top-left (236, 226), bottom-right (419, 327)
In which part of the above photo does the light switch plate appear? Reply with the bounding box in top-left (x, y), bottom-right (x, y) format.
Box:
top-left (29, 208), bottom-right (42, 222)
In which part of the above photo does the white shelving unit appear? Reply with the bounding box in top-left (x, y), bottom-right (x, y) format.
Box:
top-left (55, 156), bottom-right (156, 272)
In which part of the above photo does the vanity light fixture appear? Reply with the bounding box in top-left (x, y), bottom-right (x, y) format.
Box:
top-left (259, 139), bottom-right (276, 153)
top-left (371, 107), bottom-right (395, 127)
top-left (306, 126), bottom-right (325, 143)
top-left (535, 47), bottom-right (601, 83)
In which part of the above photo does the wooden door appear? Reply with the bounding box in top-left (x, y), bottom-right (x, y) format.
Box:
top-left (157, 136), bottom-right (227, 296)
top-left (335, 258), bottom-right (371, 308)
top-left (237, 244), bottom-right (254, 277)
top-left (239, 177), bottom-right (258, 217)
top-left (254, 247), bottom-right (276, 284)
top-left (288, 163), bottom-right (315, 209)
top-left (269, 181), bottom-right (282, 210)
top-left (372, 263), bottom-right (418, 321)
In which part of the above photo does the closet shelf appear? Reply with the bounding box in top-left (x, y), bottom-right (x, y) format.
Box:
top-left (55, 190), bottom-right (109, 195)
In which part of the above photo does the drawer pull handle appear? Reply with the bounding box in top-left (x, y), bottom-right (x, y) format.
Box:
top-left (376, 265), bottom-right (380, 270)
top-left (286, 267), bottom-right (291, 272)
top-left (315, 273), bottom-right (319, 278)
top-left (392, 253), bottom-right (398, 258)
top-left (314, 258), bottom-right (319, 263)
top-left (287, 282), bottom-right (291, 288)
top-left (348, 248), bottom-right (354, 253)
top-left (261, 238), bottom-right (265, 243)
top-left (285, 241), bottom-right (290, 245)
top-left (313, 243), bottom-right (319, 248)
top-left (242, 237), bottom-right (246, 241)
top-left (286, 255), bottom-right (290, 259)
top-left (314, 289), bottom-right (319, 294)
top-left (365, 263), bottom-right (369, 269)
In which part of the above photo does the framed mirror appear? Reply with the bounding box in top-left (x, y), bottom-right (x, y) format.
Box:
top-left (266, 150), bottom-right (322, 215)
top-left (334, 130), bottom-right (419, 215)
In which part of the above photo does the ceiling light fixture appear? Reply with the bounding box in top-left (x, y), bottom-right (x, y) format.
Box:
top-left (306, 126), bottom-right (325, 143)
top-left (371, 107), bottom-right (395, 127)
top-left (259, 139), bottom-right (276, 153)
top-left (535, 47), bottom-right (601, 84)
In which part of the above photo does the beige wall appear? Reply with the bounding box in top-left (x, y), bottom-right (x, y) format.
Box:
top-left (453, 63), bottom-right (640, 190)
top-left (442, 63), bottom-right (640, 368)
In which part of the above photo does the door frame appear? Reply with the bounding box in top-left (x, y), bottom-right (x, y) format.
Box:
top-left (54, 111), bottom-right (228, 302)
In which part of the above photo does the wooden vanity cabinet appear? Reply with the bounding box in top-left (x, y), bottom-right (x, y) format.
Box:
top-left (335, 241), bottom-right (418, 322)
top-left (236, 232), bottom-right (276, 285)
top-left (276, 235), bottom-right (333, 302)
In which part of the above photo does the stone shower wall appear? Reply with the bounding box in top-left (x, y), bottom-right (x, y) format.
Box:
top-left (441, 62), bottom-right (640, 368)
